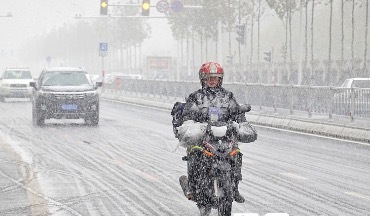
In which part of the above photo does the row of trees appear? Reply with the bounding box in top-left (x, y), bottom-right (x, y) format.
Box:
top-left (18, 0), bottom-right (369, 83)
top-left (168, 0), bottom-right (369, 82)
top-left (19, 1), bottom-right (150, 74)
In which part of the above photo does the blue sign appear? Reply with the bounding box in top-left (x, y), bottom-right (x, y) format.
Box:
top-left (171, 0), bottom-right (183, 13)
top-left (99, 43), bottom-right (108, 52)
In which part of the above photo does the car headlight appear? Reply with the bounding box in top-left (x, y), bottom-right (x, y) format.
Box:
top-left (85, 92), bottom-right (98, 97)
top-left (37, 90), bottom-right (50, 98)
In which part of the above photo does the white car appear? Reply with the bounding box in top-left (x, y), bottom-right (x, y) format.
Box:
top-left (0, 68), bottom-right (34, 101)
top-left (334, 78), bottom-right (370, 117)
top-left (340, 78), bottom-right (370, 88)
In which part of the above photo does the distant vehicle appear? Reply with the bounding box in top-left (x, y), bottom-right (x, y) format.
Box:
top-left (30, 67), bottom-right (103, 126)
top-left (104, 73), bottom-right (143, 85)
top-left (117, 74), bottom-right (143, 80)
top-left (90, 74), bottom-right (101, 82)
top-left (104, 74), bottom-right (116, 84)
top-left (89, 74), bottom-right (102, 87)
top-left (152, 70), bottom-right (170, 81)
top-left (0, 68), bottom-right (33, 101)
top-left (340, 78), bottom-right (370, 88)
top-left (334, 78), bottom-right (370, 117)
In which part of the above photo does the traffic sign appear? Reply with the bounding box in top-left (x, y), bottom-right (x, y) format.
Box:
top-left (99, 43), bottom-right (108, 56)
top-left (156, 0), bottom-right (169, 13)
top-left (171, 0), bottom-right (183, 13)
top-left (99, 43), bottom-right (108, 51)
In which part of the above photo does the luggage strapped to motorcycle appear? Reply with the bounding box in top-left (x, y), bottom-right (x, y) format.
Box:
top-left (171, 101), bottom-right (186, 138)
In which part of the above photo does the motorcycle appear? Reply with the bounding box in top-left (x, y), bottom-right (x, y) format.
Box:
top-left (179, 104), bottom-right (251, 216)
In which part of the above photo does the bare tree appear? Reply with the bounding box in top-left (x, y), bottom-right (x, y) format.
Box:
top-left (250, 0), bottom-right (255, 75)
top-left (341, 0), bottom-right (345, 77)
top-left (364, 0), bottom-right (369, 76)
top-left (304, 0), bottom-right (309, 75)
top-left (327, 0), bottom-right (333, 85)
top-left (352, 0), bottom-right (355, 73)
top-left (310, 0), bottom-right (315, 85)
top-left (257, 0), bottom-right (266, 78)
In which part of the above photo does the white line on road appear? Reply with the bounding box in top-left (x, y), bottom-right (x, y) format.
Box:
top-left (345, 192), bottom-right (370, 201)
top-left (255, 125), bottom-right (370, 147)
top-left (280, 172), bottom-right (308, 180)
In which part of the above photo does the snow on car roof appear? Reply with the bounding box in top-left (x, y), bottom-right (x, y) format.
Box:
top-left (43, 67), bottom-right (86, 72)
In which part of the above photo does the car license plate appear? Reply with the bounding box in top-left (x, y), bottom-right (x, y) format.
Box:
top-left (61, 104), bottom-right (78, 110)
top-left (13, 91), bottom-right (24, 97)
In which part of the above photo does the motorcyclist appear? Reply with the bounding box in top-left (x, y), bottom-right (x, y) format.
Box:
top-left (176, 62), bottom-right (257, 204)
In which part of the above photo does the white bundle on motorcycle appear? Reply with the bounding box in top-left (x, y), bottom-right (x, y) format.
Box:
top-left (177, 120), bottom-right (207, 148)
top-left (237, 121), bottom-right (258, 143)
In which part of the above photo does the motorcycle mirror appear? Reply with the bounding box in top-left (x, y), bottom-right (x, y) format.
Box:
top-left (239, 104), bottom-right (251, 113)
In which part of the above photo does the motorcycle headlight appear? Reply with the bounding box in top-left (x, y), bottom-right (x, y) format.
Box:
top-left (211, 126), bottom-right (227, 137)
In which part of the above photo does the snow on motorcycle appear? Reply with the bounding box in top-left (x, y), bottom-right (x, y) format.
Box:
top-left (174, 103), bottom-right (254, 216)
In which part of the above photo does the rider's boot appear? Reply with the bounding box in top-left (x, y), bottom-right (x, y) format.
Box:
top-left (186, 172), bottom-right (196, 200)
top-left (233, 180), bottom-right (245, 203)
top-left (179, 175), bottom-right (194, 200)
top-left (233, 150), bottom-right (245, 203)
top-left (184, 148), bottom-right (198, 201)
top-left (199, 206), bottom-right (211, 216)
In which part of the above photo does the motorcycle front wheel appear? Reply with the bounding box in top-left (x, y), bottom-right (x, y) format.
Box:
top-left (216, 174), bottom-right (233, 216)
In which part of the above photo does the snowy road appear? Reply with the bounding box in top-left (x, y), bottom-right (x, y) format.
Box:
top-left (0, 100), bottom-right (370, 216)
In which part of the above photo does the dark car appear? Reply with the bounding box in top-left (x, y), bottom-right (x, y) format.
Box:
top-left (30, 67), bottom-right (103, 126)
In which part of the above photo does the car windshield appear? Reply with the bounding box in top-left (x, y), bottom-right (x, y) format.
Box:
top-left (352, 80), bottom-right (370, 88)
top-left (41, 71), bottom-right (91, 86)
top-left (3, 70), bottom-right (32, 79)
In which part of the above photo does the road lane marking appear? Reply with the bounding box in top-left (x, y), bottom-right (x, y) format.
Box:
top-left (280, 172), bottom-right (308, 180)
top-left (0, 136), bottom-right (50, 215)
top-left (345, 192), bottom-right (370, 201)
top-left (255, 125), bottom-right (370, 146)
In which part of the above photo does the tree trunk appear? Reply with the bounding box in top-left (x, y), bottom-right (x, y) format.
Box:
top-left (310, 0), bottom-right (315, 85)
top-left (328, 0), bottom-right (333, 85)
top-left (364, 0), bottom-right (369, 77)
top-left (257, 0), bottom-right (261, 80)
top-left (250, 0), bottom-right (255, 81)
top-left (228, 0), bottom-right (232, 61)
top-left (352, 0), bottom-right (355, 74)
top-left (289, 0), bottom-right (293, 83)
top-left (192, 30), bottom-right (195, 71)
top-left (200, 30), bottom-right (203, 63)
top-left (305, 0), bottom-right (308, 74)
top-left (341, 0), bottom-right (344, 80)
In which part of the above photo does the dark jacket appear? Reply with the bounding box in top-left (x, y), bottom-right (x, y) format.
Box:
top-left (179, 86), bottom-right (257, 144)
top-left (182, 87), bottom-right (245, 123)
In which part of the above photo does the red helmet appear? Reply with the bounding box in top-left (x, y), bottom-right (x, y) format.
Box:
top-left (198, 62), bottom-right (224, 87)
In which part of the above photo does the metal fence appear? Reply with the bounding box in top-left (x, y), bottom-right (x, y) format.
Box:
top-left (104, 79), bottom-right (370, 119)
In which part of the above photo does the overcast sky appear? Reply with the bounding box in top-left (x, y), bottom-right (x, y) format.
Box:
top-left (0, 0), bottom-right (367, 72)
top-left (0, 0), bottom-right (176, 54)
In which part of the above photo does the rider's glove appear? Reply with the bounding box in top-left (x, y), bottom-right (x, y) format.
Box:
top-left (226, 121), bottom-right (239, 137)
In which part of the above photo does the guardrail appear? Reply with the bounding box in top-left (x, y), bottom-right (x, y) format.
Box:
top-left (103, 80), bottom-right (370, 119)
